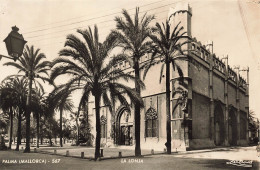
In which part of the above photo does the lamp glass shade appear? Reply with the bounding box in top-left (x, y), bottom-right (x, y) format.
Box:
top-left (3, 26), bottom-right (27, 61)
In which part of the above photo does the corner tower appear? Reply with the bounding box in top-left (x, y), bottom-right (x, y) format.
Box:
top-left (168, 2), bottom-right (192, 38)
top-left (169, 3), bottom-right (193, 152)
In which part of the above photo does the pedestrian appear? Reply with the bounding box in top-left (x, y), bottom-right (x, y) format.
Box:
top-left (257, 142), bottom-right (260, 157)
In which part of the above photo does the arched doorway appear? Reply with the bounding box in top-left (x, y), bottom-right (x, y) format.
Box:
top-left (228, 109), bottom-right (237, 145)
top-left (214, 104), bottom-right (225, 146)
top-left (115, 107), bottom-right (134, 145)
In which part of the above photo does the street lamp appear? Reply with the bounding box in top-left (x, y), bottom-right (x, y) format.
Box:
top-left (2, 26), bottom-right (27, 61)
top-left (0, 26), bottom-right (26, 150)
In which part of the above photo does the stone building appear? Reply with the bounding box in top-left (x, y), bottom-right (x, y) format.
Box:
top-left (87, 3), bottom-right (249, 151)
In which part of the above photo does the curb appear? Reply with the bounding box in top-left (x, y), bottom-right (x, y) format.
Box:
top-left (10, 146), bottom-right (246, 161)
top-left (35, 150), bottom-right (177, 161)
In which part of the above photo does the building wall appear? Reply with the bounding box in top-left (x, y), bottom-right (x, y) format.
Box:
top-left (228, 84), bottom-right (237, 107)
top-left (86, 2), bottom-right (249, 151)
top-left (140, 93), bottom-right (167, 150)
top-left (191, 92), bottom-right (210, 139)
top-left (189, 59), bottom-right (209, 97)
top-left (213, 74), bottom-right (225, 102)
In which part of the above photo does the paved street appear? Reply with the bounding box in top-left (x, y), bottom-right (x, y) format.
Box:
top-left (0, 146), bottom-right (259, 170)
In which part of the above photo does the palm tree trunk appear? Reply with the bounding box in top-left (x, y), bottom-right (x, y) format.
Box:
top-left (48, 120), bottom-right (52, 146)
top-left (8, 107), bottom-right (13, 149)
top-left (36, 113), bottom-right (40, 148)
top-left (76, 117), bottom-right (79, 145)
top-left (166, 58), bottom-right (171, 154)
top-left (24, 76), bottom-right (32, 153)
top-left (49, 136), bottom-right (52, 146)
top-left (134, 59), bottom-right (141, 156)
top-left (60, 109), bottom-right (63, 147)
top-left (40, 124), bottom-right (43, 145)
top-left (94, 94), bottom-right (101, 160)
top-left (15, 108), bottom-right (22, 151)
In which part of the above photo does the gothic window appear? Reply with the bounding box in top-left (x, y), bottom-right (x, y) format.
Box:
top-left (145, 107), bottom-right (158, 137)
top-left (100, 115), bottom-right (107, 138)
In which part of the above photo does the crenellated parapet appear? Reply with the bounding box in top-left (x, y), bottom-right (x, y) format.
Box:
top-left (190, 37), bottom-right (247, 89)
top-left (227, 66), bottom-right (237, 82)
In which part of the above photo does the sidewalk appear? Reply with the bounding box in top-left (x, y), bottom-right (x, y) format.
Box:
top-left (36, 146), bottom-right (165, 159)
top-left (11, 143), bottom-right (165, 159)
top-left (29, 145), bottom-right (235, 159)
top-left (174, 146), bottom-right (260, 162)
top-left (9, 143), bottom-right (260, 162)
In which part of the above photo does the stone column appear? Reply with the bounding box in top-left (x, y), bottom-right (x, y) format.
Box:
top-left (207, 42), bottom-right (214, 142)
top-left (234, 66), bottom-right (241, 145)
top-left (245, 68), bottom-right (249, 143)
top-left (223, 55), bottom-right (229, 146)
top-left (240, 67), bottom-right (249, 143)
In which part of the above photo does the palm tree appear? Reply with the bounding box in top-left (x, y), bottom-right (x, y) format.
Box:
top-left (144, 20), bottom-right (191, 154)
top-left (40, 92), bottom-right (58, 145)
top-left (31, 87), bottom-right (46, 148)
top-left (112, 7), bottom-right (155, 156)
top-left (0, 111), bottom-right (8, 150)
top-left (51, 25), bottom-right (143, 160)
top-left (1, 77), bottom-right (28, 151)
top-left (49, 86), bottom-right (74, 147)
top-left (70, 111), bottom-right (79, 145)
top-left (4, 45), bottom-right (51, 153)
top-left (0, 112), bottom-right (8, 129)
top-left (0, 79), bottom-right (18, 149)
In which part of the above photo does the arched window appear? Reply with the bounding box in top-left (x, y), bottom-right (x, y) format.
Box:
top-left (145, 107), bottom-right (158, 137)
top-left (100, 115), bottom-right (107, 138)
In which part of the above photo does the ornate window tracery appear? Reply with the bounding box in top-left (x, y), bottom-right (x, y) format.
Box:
top-left (100, 115), bottom-right (107, 138)
top-left (145, 107), bottom-right (158, 137)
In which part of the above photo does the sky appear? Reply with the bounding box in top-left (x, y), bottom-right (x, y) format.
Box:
top-left (0, 0), bottom-right (259, 118)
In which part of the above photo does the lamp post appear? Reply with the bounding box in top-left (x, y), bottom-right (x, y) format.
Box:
top-left (0, 26), bottom-right (26, 150)
top-left (2, 26), bottom-right (27, 61)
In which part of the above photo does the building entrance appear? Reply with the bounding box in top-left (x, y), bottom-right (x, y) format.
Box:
top-left (228, 110), bottom-right (237, 145)
top-left (214, 104), bottom-right (225, 146)
top-left (120, 125), bottom-right (133, 145)
top-left (116, 107), bottom-right (133, 146)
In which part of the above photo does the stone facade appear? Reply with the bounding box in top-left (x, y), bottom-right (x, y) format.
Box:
top-left (87, 3), bottom-right (249, 151)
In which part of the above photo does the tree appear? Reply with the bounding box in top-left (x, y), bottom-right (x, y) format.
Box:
top-left (70, 111), bottom-right (80, 145)
top-left (42, 116), bottom-right (59, 146)
top-left (248, 110), bottom-right (259, 143)
top-left (144, 20), bottom-right (190, 154)
top-left (4, 45), bottom-right (51, 152)
top-left (40, 90), bottom-right (58, 145)
top-left (0, 112), bottom-right (8, 129)
top-left (49, 87), bottom-right (74, 147)
top-left (31, 87), bottom-right (46, 148)
top-left (61, 117), bottom-right (72, 144)
top-left (112, 7), bottom-right (154, 156)
top-left (51, 25), bottom-right (143, 160)
top-left (76, 94), bottom-right (93, 146)
top-left (0, 77), bottom-right (28, 151)
top-left (0, 78), bottom-right (19, 149)
top-left (0, 111), bottom-right (8, 150)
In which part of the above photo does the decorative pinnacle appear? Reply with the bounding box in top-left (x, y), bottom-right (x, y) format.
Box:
top-left (239, 67), bottom-right (249, 72)
top-left (233, 65), bottom-right (240, 70)
top-left (220, 56), bottom-right (228, 61)
top-left (11, 26), bottom-right (19, 32)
